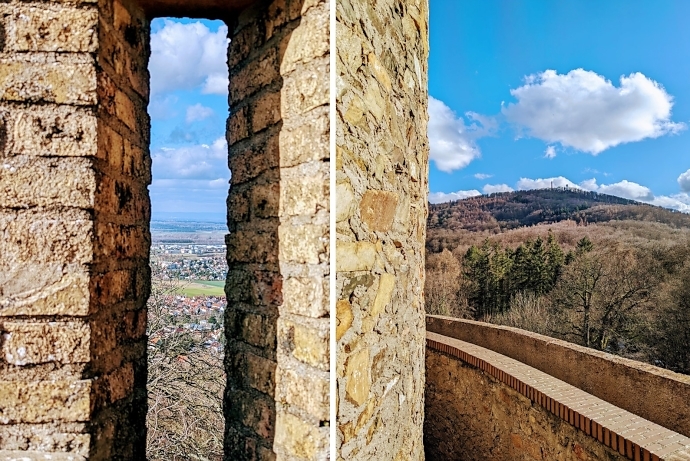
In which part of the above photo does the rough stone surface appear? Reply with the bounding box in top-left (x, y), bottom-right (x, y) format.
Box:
top-left (224, 1), bottom-right (330, 460)
top-left (335, 0), bottom-right (429, 459)
top-left (425, 348), bottom-right (629, 461)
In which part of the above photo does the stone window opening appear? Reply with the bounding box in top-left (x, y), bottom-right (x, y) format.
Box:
top-left (0, 0), bottom-right (329, 459)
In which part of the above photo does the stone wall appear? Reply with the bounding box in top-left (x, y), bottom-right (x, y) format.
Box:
top-left (335, 0), bottom-right (429, 459)
top-left (0, 0), bottom-right (151, 458)
top-left (0, 0), bottom-right (330, 459)
top-left (427, 315), bottom-right (690, 439)
top-left (425, 347), bottom-right (629, 461)
top-left (224, 0), bottom-right (330, 460)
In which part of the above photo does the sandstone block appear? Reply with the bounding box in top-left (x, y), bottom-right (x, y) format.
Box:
top-left (0, 156), bottom-right (95, 209)
top-left (2, 105), bottom-right (97, 158)
top-left (282, 276), bottom-right (327, 318)
top-left (0, 380), bottom-right (91, 423)
top-left (276, 364), bottom-right (329, 420)
top-left (279, 110), bottom-right (329, 167)
top-left (274, 410), bottom-right (329, 459)
top-left (0, 55), bottom-right (96, 105)
top-left (336, 241), bottom-right (376, 272)
top-left (251, 90), bottom-right (282, 133)
top-left (228, 106), bottom-right (250, 146)
top-left (359, 189), bottom-right (398, 233)
top-left (3, 4), bottom-right (97, 53)
top-left (2, 321), bottom-right (90, 365)
top-left (0, 270), bottom-right (90, 317)
top-left (226, 229), bottom-right (278, 264)
top-left (245, 351), bottom-right (276, 397)
top-left (281, 176), bottom-right (328, 216)
top-left (230, 48), bottom-right (280, 105)
top-left (0, 450), bottom-right (86, 461)
top-left (336, 299), bottom-right (353, 341)
top-left (229, 131), bottom-right (279, 185)
top-left (345, 347), bottom-right (370, 406)
top-left (281, 4), bottom-right (329, 75)
top-left (279, 223), bottom-right (328, 265)
top-left (335, 181), bottom-right (355, 222)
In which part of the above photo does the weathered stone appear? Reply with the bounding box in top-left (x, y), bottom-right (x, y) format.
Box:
top-left (370, 273), bottom-right (395, 317)
top-left (282, 276), bottom-right (327, 318)
top-left (274, 411), bottom-right (329, 459)
top-left (0, 380), bottom-right (91, 423)
top-left (335, 181), bottom-right (355, 222)
top-left (276, 364), bottom-right (329, 420)
top-left (336, 299), bottom-right (353, 341)
top-left (2, 321), bottom-right (90, 365)
top-left (336, 241), bottom-right (377, 272)
top-left (345, 348), bottom-right (370, 407)
top-left (359, 189), bottom-right (398, 232)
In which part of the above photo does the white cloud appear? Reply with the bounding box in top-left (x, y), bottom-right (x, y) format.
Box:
top-left (517, 176), bottom-right (581, 190)
top-left (428, 96), bottom-right (494, 172)
top-left (678, 169), bottom-right (690, 192)
top-left (428, 190), bottom-right (481, 204)
top-left (503, 69), bottom-right (685, 154)
top-left (483, 184), bottom-right (514, 194)
top-left (544, 145), bottom-right (556, 159)
top-left (186, 103), bottom-right (215, 123)
top-left (152, 137), bottom-right (228, 180)
top-left (595, 179), bottom-right (654, 201)
top-left (150, 20), bottom-right (229, 95)
top-left (474, 173), bottom-right (493, 179)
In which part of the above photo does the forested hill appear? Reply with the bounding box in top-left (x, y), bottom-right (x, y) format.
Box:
top-left (427, 189), bottom-right (690, 233)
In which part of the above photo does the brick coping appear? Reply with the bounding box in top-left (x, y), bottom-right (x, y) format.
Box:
top-left (427, 332), bottom-right (690, 461)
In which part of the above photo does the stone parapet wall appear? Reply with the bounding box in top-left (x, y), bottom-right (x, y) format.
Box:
top-left (427, 315), bottom-right (690, 439)
top-left (0, 0), bottom-right (151, 458)
top-left (224, 0), bottom-right (330, 459)
top-left (425, 332), bottom-right (690, 461)
top-left (335, 0), bottom-right (429, 459)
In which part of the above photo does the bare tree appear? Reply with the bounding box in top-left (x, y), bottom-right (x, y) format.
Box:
top-left (146, 272), bottom-right (225, 461)
top-left (425, 249), bottom-right (471, 318)
top-left (549, 246), bottom-right (661, 352)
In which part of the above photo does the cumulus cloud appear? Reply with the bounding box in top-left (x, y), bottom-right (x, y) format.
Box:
top-left (428, 189), bottom-right (481, 204)
top-left (474, 173), bottom-right (493, 179)
top-left (594, 179), bottom-right (655, 201)
top-left (544, 145), bottom-right (556, 159)
top-left (186, 103), bottom-right (215, 123)
top-left (150, 20), bottom-right (229, 95)
top-left (152, 137), bottom-right (228, 180)
top-left (428, 96), bottom-right (494, 172)
top-left (503, 69), bottom-right (685, 154)
top-left (483, 184), bottom-right (514, 194)
top-left (517, 176), bottom-right (581, 190)
top-left (678, 169), bottom-right (690, 192)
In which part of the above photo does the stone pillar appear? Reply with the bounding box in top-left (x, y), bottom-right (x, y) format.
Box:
top-left (0, 0), bottom-right (151, 459)
top-left (224, 0), bottom-right (330, 459)
top-left (335, 0), bottom-right (429, 459)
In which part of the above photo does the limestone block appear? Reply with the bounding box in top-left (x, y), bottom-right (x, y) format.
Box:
top-left (335, 181), bottom-right (355, 222)
top-left (279, 318), bottom-right (329, 370)
top-left (371, 273), bottom-right (395, 317)
top-left (2, 4), bottom-right (98, 52)
top-left (2, 321), bottom-right (90, 365)
top-left (0, 55), bottom-right (96, 105)
top-left (0, 270), bottom-right (90, 317)
top-left (0, 451), bottom-right (86, 461)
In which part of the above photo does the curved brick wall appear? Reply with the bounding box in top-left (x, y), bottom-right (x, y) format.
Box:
top-left (427, 315), bottom-right (690, 440)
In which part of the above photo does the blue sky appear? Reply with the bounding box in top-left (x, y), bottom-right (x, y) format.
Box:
top-left (428, 1), bottom-right (690, 212)
top-left (148, 18), bottom-right (229, 221)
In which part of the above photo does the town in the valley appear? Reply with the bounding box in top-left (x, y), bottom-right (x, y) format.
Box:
top-left (149, 221), bottom-right (228, 355)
